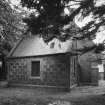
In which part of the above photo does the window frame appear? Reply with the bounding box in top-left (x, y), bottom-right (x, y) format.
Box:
top-left (30, 60), bottom-right (40, 79)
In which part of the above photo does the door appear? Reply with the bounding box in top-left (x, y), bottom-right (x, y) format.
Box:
top-left (0, 58), bottom-right (7, 80)
top-left (70, 56), bottom-right (78, 88)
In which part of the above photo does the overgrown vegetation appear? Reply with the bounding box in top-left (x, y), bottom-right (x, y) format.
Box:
top-left (20, 0), bottom-right (105, 41)
top-left (1, 0), bottom-right (105, 55)
top-left (19, 0), bottom-right (105, 53)
top-left (0, 0), bottom-right (26, 55)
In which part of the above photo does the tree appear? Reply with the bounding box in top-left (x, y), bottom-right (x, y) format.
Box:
top-left (21, 0), bottom-right (80, 42)
top-left (0, 0), bottom-right (26, 55)
top-left (20, 0), bottom-right (105, 41)
top-left (19, 0), bottom-right (105, 53)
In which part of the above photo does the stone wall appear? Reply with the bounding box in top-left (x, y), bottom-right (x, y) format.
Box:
top-left (7, 54), bottom-right (71, 89)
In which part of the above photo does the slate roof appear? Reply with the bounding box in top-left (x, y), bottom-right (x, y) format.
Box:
top-left (8, 35), bottom-right (73, 57)
top-left (8, 34), bottom-right (96, 58)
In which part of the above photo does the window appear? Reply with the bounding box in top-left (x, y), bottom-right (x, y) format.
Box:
top-left (31, 61), bottom-right (40, 77)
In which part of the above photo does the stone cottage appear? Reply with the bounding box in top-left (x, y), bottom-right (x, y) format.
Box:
top-left (6, 35), bottom-right (78, 91)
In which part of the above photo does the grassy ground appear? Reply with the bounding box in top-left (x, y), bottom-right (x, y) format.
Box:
top-left (0, 95), bottom-right (105, 105)
top-left (71, 94), bottom-right (105, 105)
top-left (0, 86), bottom-right (105, 105)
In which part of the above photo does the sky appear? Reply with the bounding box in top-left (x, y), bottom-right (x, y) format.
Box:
top-left (10, 0), bottom-right (20, 5)
top-left (9, 0), bottom-right (105, 44)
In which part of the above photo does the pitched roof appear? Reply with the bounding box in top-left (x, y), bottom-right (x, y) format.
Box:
top-left (8, 35), bottom-right (73, 57)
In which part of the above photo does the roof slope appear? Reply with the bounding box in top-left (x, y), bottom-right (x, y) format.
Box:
top-left (8, 35), bottom-right (73, 57)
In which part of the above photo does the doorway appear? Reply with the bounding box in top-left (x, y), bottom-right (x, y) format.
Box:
top-left (0, 54), bottom-right (7, 81)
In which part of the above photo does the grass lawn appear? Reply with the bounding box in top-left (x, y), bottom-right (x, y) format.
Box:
top-left (0, 87), bottom-right (105, 105)
top-left (0, 94), bottom-right (105, 105)
top-left (71, 95), bottom-right (105, 105)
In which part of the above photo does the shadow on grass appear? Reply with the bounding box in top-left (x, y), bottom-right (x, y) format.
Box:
top-left (71, 94), bottom-right (105, 105)
top-left (0, 94), bottom-right (105, 105)
top-left (0, 97), bottom-right (52, 105)
top-left (0, 97), bottom-right (34, 105)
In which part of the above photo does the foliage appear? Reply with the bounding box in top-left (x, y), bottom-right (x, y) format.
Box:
top-left (95, 43), bottom-right (105, 53)
top-left (20, 0), bottom-right (105, 43)
top-left (21, 0), bottom-right (80, 42)
top-left (0, 0), bottom-right (26, 55)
